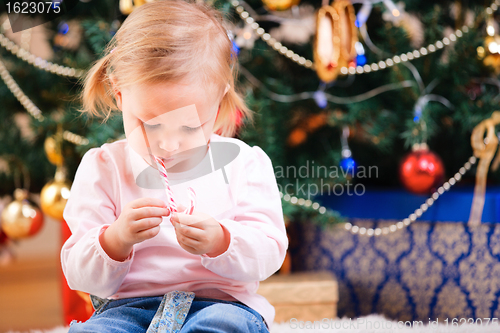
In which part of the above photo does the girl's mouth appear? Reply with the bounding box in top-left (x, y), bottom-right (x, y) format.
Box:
top-left (148, 154), bottom-right (175, 164)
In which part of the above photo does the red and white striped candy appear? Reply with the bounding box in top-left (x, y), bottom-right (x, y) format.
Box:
top-left (152, 155), bottom-right (196, 215)
top-left (186, 186), bottom-right (196, 215)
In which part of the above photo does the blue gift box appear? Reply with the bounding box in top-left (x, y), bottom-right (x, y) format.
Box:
top-left (315, 185), bottom-right (500, 223)
top-left (296, 185), bottom-right (500, 322)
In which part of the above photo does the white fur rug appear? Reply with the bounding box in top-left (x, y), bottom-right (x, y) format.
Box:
top-left (271, 314), bottom-right (500, 332)
top-left (7, 314), bottom-right (500, 333)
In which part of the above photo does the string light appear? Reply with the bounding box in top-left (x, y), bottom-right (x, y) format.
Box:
top-left (239, 63), bottom-right (417, 104)
top-left (487, 24), bottom-right (495, 36)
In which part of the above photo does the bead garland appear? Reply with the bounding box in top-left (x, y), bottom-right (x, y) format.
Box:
top-left (230, 0), bottom-right (499, 74)
top-left (0, 56), bottom-right (89, 145)
top-left (0, 56), bottom-right (45, 122)
top-left (62, 129), bottom-right (89, 146)
top-left (0, 32), bottom-right (84, 78)
top-left (280, 155), bottom-right (477, 236)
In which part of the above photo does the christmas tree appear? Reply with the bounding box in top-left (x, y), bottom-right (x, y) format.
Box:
top-left (1, 0), bottom-right (499, 233)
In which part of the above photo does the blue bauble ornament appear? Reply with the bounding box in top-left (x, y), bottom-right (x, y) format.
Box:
top-left (110, 20), bottom-right (121, 37)
top-left (340, 157), bottom-right (357, 176)
top-left (232, 40), bottom-right (240, 57)
top-left (354, 42), bottom-right (367, 66)
top-left (57, 21), bottom-right (69, 35)
top-left (313, 90), bottom-right (328, 109)
top-left (356, 54), bottom-right (367, 66)
top-left (413, 105), bottom-right (423, 122)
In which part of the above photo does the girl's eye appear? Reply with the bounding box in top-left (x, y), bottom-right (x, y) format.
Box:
top-left (143, 122), bottom-right (200, 132)
top-left (184, 126), bottom-right (201, 132)
top-left (143, 123), bottom-right (160, 129)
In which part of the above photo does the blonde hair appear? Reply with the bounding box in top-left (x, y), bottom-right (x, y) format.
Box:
top-left (77, 0), bottom-right (253, 137)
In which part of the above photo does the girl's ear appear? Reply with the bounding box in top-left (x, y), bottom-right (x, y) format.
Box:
top-left (223, 83), bottom-right (230, 96)
top-left (110, 74), bottom-right (123, 110)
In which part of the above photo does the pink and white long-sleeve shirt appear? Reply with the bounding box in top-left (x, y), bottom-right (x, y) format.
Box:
top-left (60, 133), bottom-right (288, 328)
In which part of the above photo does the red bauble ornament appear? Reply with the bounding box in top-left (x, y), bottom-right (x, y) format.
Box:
top-left (399, 145), bottom-right (445, 195)
top-left (0, 189), bottom-right (44, 239)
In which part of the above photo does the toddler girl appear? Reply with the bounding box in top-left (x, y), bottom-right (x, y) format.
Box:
top-left (61, 0), bottom-right (288, 332)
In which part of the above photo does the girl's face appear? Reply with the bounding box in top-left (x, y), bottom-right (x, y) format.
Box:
top-left (111, 77), bottom-right (226, 173)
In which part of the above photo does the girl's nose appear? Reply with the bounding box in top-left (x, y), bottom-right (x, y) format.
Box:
top-left (159, 135), bottom-right (179, 152)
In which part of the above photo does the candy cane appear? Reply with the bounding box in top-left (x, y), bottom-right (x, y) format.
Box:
top-left (187, 186), bottom-right (196, 215)
top-left (152, 155), bottom-right (196, 215)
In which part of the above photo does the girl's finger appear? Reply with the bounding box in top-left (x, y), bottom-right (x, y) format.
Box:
top-left (136, 225), bottom-right (161, 241)
top-left (174, 212), bottom-right (209, 228)
top-left (178, 241), bottom-right (199, 254)
top-left (176, 230), bottom-right (198, 245)
top-left (129, 197), bottom-right (168, 209)
top-left (134, 206), bottom-right (171, 220)
top-left (175, 223), bottom-right (204, 240)
top-left (175, 226), bottom-right (200, 248)
top-left (133, 217), bottom-right (163, 232)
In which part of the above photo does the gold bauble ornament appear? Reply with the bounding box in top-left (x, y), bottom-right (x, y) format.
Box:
top-left (1, 189), bottom-right (44, 239)
top-left (119, 0), bottom-right (147, 15)
top-left (479, 36), bottom-right (500, 74)
top-left (44, 135), bottom-right (64, 166)
top-left (483, 54), bottom-right (500, 74)
top-left (262, 0), bottom-right (300, 11)
top-left (40, 166), bottom-right (72, 221)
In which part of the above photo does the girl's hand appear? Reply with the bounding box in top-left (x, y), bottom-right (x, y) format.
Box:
top-left (171, 204), bottom-right (230, 257)
top-left (100, 197), bottom-right (171, 261)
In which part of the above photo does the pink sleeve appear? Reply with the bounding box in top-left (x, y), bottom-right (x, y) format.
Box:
top-left (201, 146), bottom-right (289, 282)
top-left (60, 148), bottom-right (133, 298)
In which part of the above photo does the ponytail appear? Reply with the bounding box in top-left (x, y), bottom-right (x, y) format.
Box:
top-left (214, 84), bottom-right (253, 137)
top-left (75, 51), bottom-right (117, 123)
